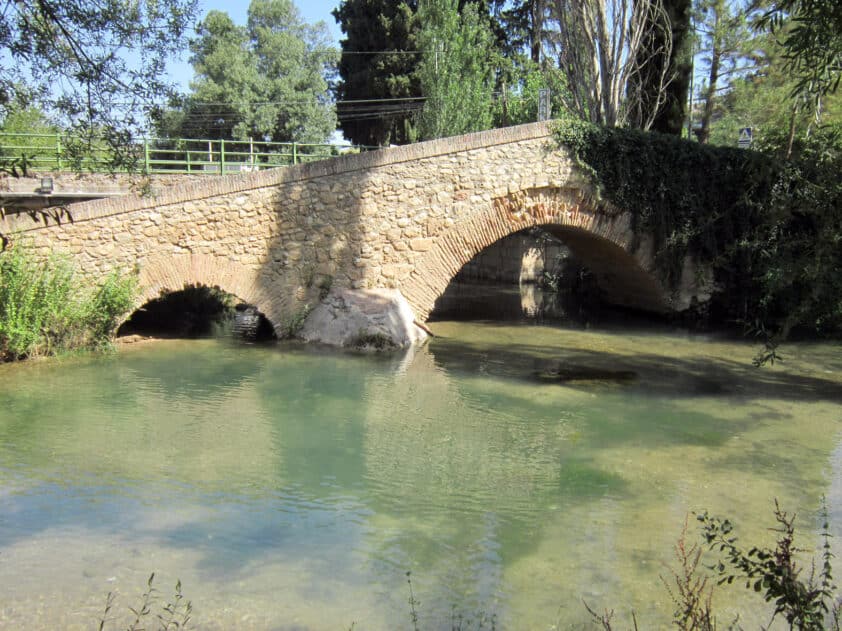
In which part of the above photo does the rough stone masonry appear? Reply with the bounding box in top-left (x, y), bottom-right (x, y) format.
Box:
top-left (0, 121), bottom-right (711, 346)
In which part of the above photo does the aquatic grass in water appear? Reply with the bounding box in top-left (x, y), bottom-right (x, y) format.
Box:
top-left (96, 573), bottom-right (192, 631)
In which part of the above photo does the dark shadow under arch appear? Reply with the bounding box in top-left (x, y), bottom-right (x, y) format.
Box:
top-left (428, 225), bottom-right (671, 325)
top-left (118, 284), bottom-right (276, 341)
top-left (541, 225), bottom-right (669, 314)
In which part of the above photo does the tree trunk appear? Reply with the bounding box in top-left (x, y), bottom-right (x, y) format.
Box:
top-left (530, 0), bottom-right (543, 63)
top-left (635, 0), bottom-right (692, 135)
top-left (698, 31), bottom-right (721, 144)
top-left (785, 102), bottom-right (798, 160)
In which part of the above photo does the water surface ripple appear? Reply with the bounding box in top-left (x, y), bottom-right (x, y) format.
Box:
top-left (0, 324), bottom-right (840, 630)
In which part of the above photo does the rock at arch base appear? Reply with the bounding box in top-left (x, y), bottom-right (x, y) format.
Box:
top-left (300, 289), bottom-right (428, 349)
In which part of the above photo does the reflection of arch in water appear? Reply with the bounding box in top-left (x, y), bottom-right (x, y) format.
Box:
top-left (402, 187), bottom-right (683, 321)
top-left (120, 253), bottom-right (278, 338)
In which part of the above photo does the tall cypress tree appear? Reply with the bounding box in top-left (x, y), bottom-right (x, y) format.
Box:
top-left (333, 0), bottom-right (421, 146)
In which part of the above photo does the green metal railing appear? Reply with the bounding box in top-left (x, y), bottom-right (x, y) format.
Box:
top-left (0, 132), bottom-right (376, 174)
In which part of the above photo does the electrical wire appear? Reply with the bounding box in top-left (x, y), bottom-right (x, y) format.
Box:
top-left (154, 92), bottom-right (535, 126)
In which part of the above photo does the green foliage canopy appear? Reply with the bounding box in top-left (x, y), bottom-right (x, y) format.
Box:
top-left (416, 0), bottom-right (499, 140)
top-left (758, 0), bottom-right (842, 100)
top-left (704, 27), bottom-right (842, 153)
top-left (692, 0), bottom-right (759, 144)
top-left (0, 245), bottom-right (137, 360)
top-left (492, 58), bottom-right (568, 127)
top-left (556, 118), bottom-right (842, 341)
top-left (0, 103), bottom-right (59, 173)
top-left (157, 0), bottom-right (336, 144)
top-left (0, 0), bottom-right (197, 167)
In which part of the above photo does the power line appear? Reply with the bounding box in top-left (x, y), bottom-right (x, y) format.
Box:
top-left (122, 96), bottom-right (427, 107)
top-left (336, 50), bottom-right (422, 55)
top-left (143, 90), bottom-right (536, 130)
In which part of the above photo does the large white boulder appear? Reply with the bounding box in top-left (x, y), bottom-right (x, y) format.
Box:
top-left (299, 288), bottom-right (428, 350)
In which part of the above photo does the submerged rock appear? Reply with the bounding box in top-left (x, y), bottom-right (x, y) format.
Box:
top-left (533, 365), bottom-right (638, 384)
top-left (299, 288), bottom-right (428, 350)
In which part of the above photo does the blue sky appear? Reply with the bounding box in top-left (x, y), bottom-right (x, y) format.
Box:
top-left (168, 0), bottom-right (343, 91)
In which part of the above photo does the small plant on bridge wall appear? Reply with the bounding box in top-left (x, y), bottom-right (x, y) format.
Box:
top-left (0, 243), bottom-right (137, 360)
top-left (317, 275), bottom-right (333, 301)
top-left (280, 304), bottom-right (311, 339)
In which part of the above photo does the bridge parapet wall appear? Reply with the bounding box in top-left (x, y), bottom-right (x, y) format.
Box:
top-left (1, 172), bottom-right (204, 195)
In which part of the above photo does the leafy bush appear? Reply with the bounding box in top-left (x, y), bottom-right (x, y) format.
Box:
top-left (588, 503), bottom-right (840, 630)
top-left (699, 501), bottom-right (840, 630)
top-left (0, 244), bottom-right (137, 360)
top-left (554, 119), bottom-right (842, 344)
top-left (751, 125), bottom-right (842, 340)
top-left (85, 269), bottom-right (139, 345)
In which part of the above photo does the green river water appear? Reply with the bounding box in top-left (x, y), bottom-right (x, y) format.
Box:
top-left (1, 305), bottom-right (841, 629)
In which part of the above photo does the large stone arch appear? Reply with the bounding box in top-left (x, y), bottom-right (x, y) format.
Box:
top-left (126, 252), bottom-right (285, 332)
top-left (400, 187), bottom-right (673, 321)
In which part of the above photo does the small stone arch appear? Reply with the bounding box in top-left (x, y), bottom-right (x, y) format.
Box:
top-left (400, 187), bottom-right (671, 321)
top-left (121, 252), bottom-right (284, 332)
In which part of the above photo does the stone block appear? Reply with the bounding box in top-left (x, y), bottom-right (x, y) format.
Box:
top-left (409, 238), bottom-right (434, 252)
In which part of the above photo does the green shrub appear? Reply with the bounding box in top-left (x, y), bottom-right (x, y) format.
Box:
top-left (586, 502), bottom-right (840, 630)
top-left (84, 269), bottom-right (139, 346)
top-left (0, 244), bottom-right (137, 360)
top-left (699, 501), bottom-right (841, 630)
top-left (554, 119), bottom-right (842, 345)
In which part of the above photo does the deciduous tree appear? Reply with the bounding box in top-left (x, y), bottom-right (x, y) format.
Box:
top-left (693, 0), bottom-right (757, 143)
top-left (758, 0), bottom-right (842, 101)
top-left (416, 0), bottom-right (498, 139)
top-left (552, 0), bottom-right (675, 129)
top-left (0, 0), bottom-right (197, 168)
top-left (705, 31), bottom-right (842, 151)
top-left (640, 0), bottom-right (693, 135)
top-left (158, 0), bottom-right (336, 144)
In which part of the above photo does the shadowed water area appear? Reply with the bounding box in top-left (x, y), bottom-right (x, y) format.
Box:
top-left (1, 287), bottom-right (841, 629)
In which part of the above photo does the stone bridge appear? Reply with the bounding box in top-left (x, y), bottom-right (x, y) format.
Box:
top-left (0, 121), bottom-right (708, 338)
